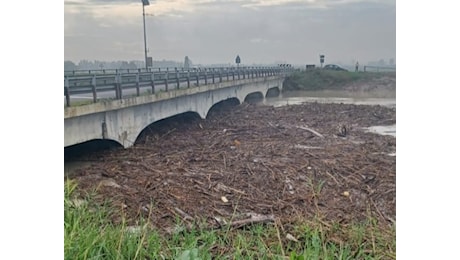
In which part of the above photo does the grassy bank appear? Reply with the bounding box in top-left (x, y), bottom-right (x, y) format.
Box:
top-left (65, 180), bottom-right (395, 259)
top-left (283, 70), bottom-right (394, 92)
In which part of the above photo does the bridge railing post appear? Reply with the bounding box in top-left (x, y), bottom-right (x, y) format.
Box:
top-left (164, 71), bottom-right (169, 91)
top-left (219, 70), bottom-right (222, 83)
top-left (204, 69), bottom-right (208, 85)
top-left (120, 74), bottom-right (123, 99)
top-left (175, 68), bottom-right (180, 89)
top-left (91, 75), bottom-right (98, 103)
top-left (196, 70), bottom-right (200, 86)
top-left (151, 73), bottom-right (155, 94)
top-left (115, 73), bottom-right (123, 99)
top-left (212, 68), bottom-right (215, 84)
top-left (64, 77), bottom-right (70, 107)
top-left (136, 73), bottom-right (140, 96)
top-left (187, 71), bottom-right (190, 88)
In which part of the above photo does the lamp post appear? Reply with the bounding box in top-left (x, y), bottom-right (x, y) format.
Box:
top-left (142, 0), bottom-right (150, 70)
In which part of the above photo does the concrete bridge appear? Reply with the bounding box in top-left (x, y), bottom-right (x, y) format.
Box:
top-left (64, 66), bottom-right (290, 148)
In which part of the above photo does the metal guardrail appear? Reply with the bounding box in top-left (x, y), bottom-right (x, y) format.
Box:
top-left (363, 66), bottom-right (396, 72)
top-left (64, 66), bottom-right (292, 107)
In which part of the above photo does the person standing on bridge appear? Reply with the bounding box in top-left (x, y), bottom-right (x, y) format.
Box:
top-left (355, 61), bottom-right (359, 72)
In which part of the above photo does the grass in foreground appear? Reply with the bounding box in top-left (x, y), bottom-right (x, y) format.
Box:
top-left (64, 180), bottom-right (395, 259)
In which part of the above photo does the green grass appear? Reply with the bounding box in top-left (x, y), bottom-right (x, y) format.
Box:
top-left (64, 180), bottom-right (396, 259)
top-left (283, 70), bottom-right (393, 92)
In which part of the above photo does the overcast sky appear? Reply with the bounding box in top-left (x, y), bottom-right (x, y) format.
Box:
top-left (64, 0), bottom-right (395, 66)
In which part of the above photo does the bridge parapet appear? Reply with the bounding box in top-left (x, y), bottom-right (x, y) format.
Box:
top-left (65, 66), bottom-right (292, 107)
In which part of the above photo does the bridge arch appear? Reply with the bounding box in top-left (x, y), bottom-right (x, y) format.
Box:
top-left (244, 92), bottom-right (264, 104)
top-left (64, 139), bottom-right (123, 161)
top-left (206, 98), bottom-right (240, 119)
top-left (265, 87), bottom-right (280, 98)
top-left (135, 111), bottom-right (202, 145)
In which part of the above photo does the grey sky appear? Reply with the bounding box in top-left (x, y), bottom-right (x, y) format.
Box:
top-left (64, 0), bottom-right (395, 66)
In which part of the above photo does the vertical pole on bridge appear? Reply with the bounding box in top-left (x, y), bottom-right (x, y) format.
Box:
top-left (204, 69), bottom-right (208, 85)
top-left (142, 0), bottom-right (149, 70)
top-left (187, 71), bottom-right (190, 88)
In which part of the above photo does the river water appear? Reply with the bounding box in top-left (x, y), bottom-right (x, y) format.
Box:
top-left (264, 90), bottom-right (396, 108)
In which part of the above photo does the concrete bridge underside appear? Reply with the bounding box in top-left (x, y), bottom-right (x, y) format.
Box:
top-left (64, 76), bottom-right (284, 148)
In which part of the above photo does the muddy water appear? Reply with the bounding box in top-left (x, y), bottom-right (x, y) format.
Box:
top-left (264, 90), bottom-right (396, 108)
top-left (364, 125), bottom-right (396, 137)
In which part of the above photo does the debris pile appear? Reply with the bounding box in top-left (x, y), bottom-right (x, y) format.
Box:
top-left (69, 102), bottom-right (396, 232)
